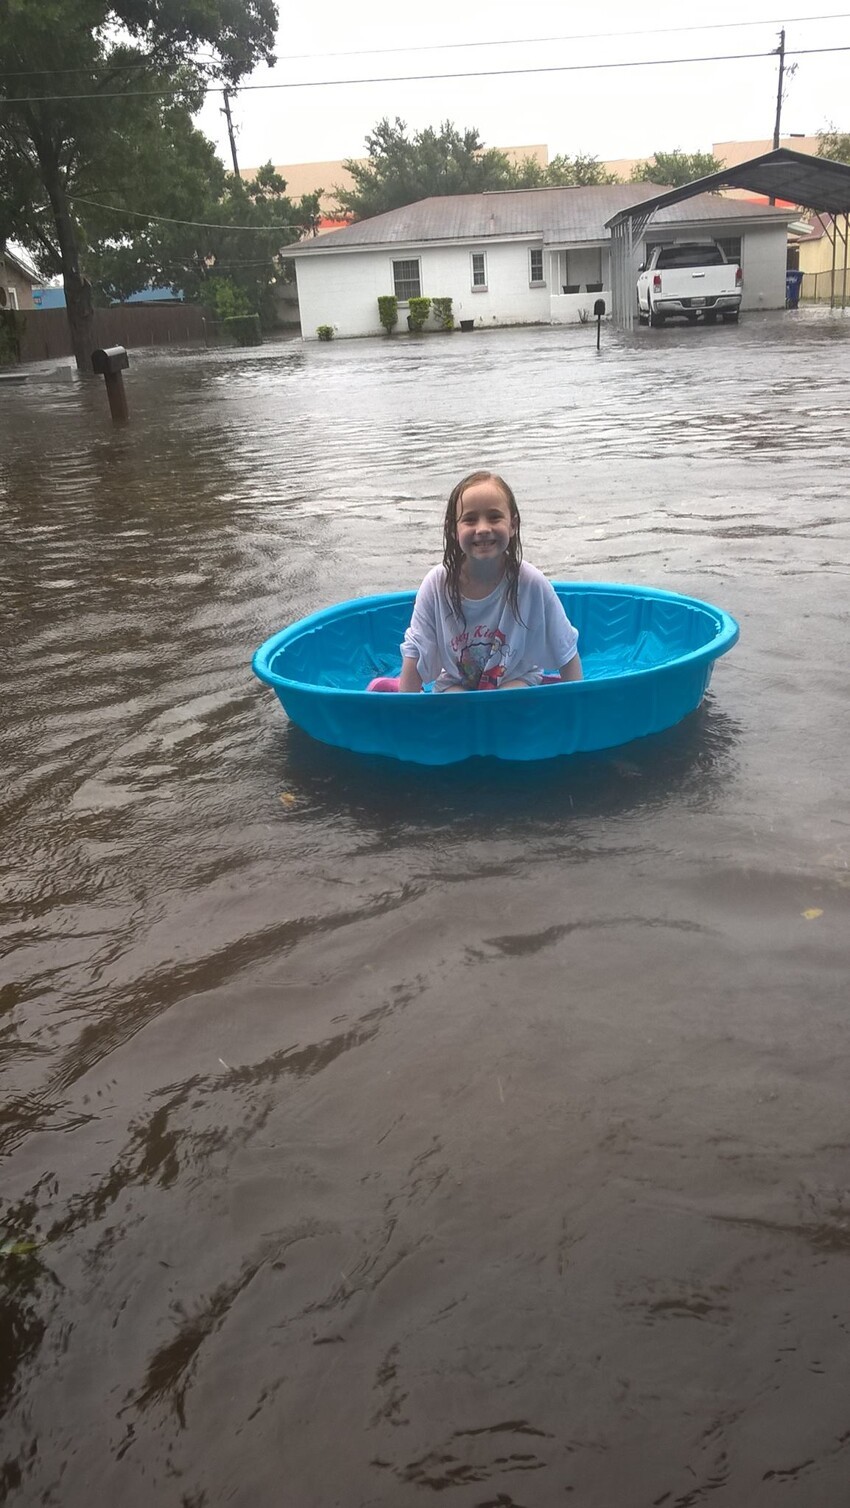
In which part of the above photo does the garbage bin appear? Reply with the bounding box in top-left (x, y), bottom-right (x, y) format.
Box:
top-left (786, 269), bottom-right (804, 308)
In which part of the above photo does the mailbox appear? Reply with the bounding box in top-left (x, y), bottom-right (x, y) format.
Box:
top-left (91, 345), bottom-right (130, 375)
top-left (593, 299), bottom-right (606, 317)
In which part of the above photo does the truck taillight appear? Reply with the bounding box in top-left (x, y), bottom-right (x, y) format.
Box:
top-left (653, 273), bottom-right (662, 290)
top-left (735, 265), bottom-right (743, 286)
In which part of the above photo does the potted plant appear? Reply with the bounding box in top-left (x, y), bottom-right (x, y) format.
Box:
top-left (586, 282), bottom-right (604, 293)
top-left (562, 284), bottom-right (580, 295)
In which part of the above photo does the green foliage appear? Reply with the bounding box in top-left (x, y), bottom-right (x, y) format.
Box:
top-left (93, 164), bottom-right (320, 329)
top-left (817, 126), bottom-right (850, 164)
top-left (336, 118), bottom-right (517, 220)
top-left (509, 153), bottom-right (620, 187)
top-left (630, 150), bottom-right (723, 188)
top-left (316, 324), bottom-right (334, 340)
top-left (431, 296), bottom-right (454, 330)
top-left (406, 296), bottom-right (431, 332)
top-left (0, 0), bottom-right (279, 360)
top-left (223, 314), bottom-right (262, 346)
top-left (205, 277), bottom-right (254, 320)
top-left (377, 294), bottom-right (399, 332)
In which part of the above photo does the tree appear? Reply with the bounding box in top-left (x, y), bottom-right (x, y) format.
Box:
top-left (335, 118), bottom-right (517, 220)
top-left (631, 150), bottom-right (724, 188)
top-left (817, 125), bottom-right (850, 164)
top-left (0, 0), bottom-right (277, 367)
top-left (91, 163), bottom-right (321, 329)
top-left (508, 152), bottom-right (620, 188)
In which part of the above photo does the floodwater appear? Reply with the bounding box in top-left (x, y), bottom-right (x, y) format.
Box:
top-left (2, 312), bottom-right (849, 1507)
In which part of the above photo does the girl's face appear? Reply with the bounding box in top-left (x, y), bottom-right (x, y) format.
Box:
top-left (455, 479), bottom-right (517, 564)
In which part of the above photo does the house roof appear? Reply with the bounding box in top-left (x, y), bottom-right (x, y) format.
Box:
top-left (606, 148), bottom-right (850, 227)
top-left (290, 183), bottom-right (795, 256)
top-left (1, 241), bottom-right (45, 284)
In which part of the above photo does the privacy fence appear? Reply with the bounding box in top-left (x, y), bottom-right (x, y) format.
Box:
top-left (2, 303), bottom-right (212, 365)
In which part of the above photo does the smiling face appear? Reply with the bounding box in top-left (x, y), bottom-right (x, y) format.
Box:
top-left (455, 478), bottom-right (517, 564)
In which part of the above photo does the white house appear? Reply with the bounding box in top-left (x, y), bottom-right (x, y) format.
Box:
top-left (289, 184), bottom-right (796, 340)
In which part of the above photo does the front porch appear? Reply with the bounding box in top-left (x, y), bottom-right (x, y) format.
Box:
top-left (546, 243), bottom-right (610, 324)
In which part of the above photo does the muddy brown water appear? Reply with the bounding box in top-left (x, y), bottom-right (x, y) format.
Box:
top-left (2, 313), bottom-right (849, 1507)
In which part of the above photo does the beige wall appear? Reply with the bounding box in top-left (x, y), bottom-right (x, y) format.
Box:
top-left (242, 145), bottom-right (548, 212)
top-left (0, 257), bottom-right (38, 311)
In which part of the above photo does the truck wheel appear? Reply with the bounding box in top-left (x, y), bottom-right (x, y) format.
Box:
top-left (649, 306), bottom-right (665, 327)
top-left (638, 308), bottom-right (648, 325)
top-left (722, 311), bottom-right (739, 323)
top-left (703, 312), bottom-right (718, 325)
top-left (686, 312), bottom-right (698, 324)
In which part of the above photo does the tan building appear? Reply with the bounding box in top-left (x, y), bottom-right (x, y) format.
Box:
top-left (793, 216), bottom-right (847, 300)
top-left (1, 244), bottom-right (44, 311)
top-left (242, 145), bottom-right (549, 214)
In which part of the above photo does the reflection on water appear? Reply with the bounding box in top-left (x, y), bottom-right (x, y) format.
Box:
top-left (2, 312), bottom-right (850, 1506)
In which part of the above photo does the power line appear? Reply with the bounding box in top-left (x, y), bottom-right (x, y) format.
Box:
top-left (69, 194), bottom-right (315, 230)
top-left (2, 43), bottom-right (849, 103)
top-left (273, 11), bottom-right (850, 61)
top-left (1, 11), bottom-right (848, 76)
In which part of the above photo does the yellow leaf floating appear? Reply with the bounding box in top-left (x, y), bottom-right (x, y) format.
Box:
top-left (801, 908), bottom-right (823, 920)
top-left (279, 793), bottom-right (297, 808)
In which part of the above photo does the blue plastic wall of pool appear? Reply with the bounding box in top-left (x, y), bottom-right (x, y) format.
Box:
top-left (252, 583), bottom-right (739, 765)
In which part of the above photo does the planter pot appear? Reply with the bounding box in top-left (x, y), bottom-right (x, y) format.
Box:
top-left (562, 285), bottom-right (580, 295)
top-left (586, 282), bottom-right (604, 293)
top-left (459, 319), bottom-right (475, 332)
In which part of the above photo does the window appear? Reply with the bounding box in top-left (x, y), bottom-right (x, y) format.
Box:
top-left (654, 244), bottom-right (725, 269)
top-left (471, 252), bottom-right (487, 289)
top-left (392, 258), bottom-right (421, 301)
top-left (529, 248), bottom-right (545, 285)
top-left (715, 237), bottom-right (743, 265)
top-left (7, 287), bottom-right (18, 310)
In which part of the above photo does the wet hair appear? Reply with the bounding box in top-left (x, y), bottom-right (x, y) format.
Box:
top-left (442, 471), bottom-right (524, 623)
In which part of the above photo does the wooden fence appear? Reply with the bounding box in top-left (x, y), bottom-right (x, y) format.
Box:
top-left (6, 303), bottom-right (212, 364)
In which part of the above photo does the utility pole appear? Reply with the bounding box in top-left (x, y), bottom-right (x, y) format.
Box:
top-left (222, 88), bottom-right (240, 177)
top-left (772, 28), bottom-right (785, 150)
top-left (769, 28), bottom-right (785, 205)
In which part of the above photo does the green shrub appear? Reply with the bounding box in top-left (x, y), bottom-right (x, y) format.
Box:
top-left (431, 297), bottom-right (454, 331)
top-left (223, 314), bottom-right (262, 346)
top-left (316, 324), bottom-right (334, 341)
top-left (377, 295), bottom-right (398, 333)
top-left (206, 276), bottom-right (254, 321)
top-left (407, 296), bottom-right (431, 332)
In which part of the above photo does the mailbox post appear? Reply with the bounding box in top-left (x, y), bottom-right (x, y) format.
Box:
top-left (91, 345), bottom-right (130, 424)
top-left (593, 298), bottom-right (606, 352)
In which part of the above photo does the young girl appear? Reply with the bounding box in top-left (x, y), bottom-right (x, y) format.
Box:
top-left (397, 471), bottom-right (582, 693)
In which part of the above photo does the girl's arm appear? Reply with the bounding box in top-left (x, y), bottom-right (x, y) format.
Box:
top-left (399, 658), bottom-right (424, 693)
top-left (559, 653), bottom-right (583, 682)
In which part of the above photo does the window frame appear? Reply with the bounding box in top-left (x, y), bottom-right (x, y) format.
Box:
top-left (470, 251), bottom-right (488, 291)
top-left (529, 247), bottom-right (545, 287)
top-left (391, 257), bottom-right (422, 303)
top-left (7, 286), bottom-right (19, 310)
top-left (715, 236), bottom-right (743, 266)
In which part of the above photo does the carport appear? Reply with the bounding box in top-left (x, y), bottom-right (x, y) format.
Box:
top-left (606, 147), bottom-right (850, 329)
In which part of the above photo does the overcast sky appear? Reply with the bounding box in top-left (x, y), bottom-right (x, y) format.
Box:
top-left (195, 0), bottom-right (848, 174)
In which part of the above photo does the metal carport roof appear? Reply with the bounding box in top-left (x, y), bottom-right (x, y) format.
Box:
top-left (604, 148), bottom-right (850, 327)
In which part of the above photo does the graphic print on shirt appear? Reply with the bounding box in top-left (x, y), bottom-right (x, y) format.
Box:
top-left (452, 626), bottom-right (510, 690)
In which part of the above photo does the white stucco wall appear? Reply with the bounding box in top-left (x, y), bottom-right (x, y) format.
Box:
top-left (294, 221), bottom-right (788, 337)
top-left (294, 239), bottom-right (552, 339)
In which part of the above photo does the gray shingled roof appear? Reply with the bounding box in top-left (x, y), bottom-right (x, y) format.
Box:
top-left (290, 183), bottom-right (794, 255)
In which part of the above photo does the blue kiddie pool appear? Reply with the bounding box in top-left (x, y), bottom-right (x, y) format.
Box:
top-left (252, 583), bottom-right (739, 765)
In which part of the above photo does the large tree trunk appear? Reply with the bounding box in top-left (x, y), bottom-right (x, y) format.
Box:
top-left (42, 159), bottom-right (93, 371)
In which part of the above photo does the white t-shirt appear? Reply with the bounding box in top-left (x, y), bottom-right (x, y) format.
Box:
top-left (401, 561), bottom-right (579, 690)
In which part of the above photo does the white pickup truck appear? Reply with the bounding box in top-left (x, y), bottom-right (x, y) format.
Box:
top-left (637, 242), bottom-right (742, 327)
